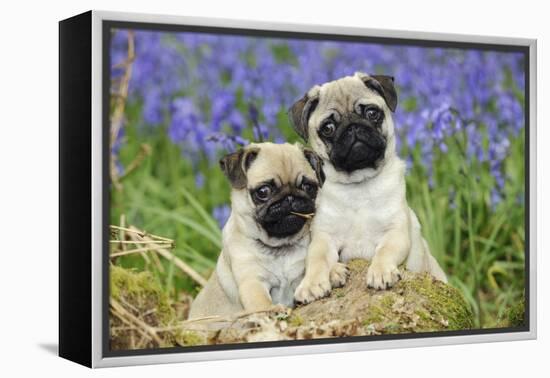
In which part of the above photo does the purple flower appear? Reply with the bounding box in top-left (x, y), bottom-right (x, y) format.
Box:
top-left (210, 91), bottom-right (236, 130)
top-left (490, 188), bottom-right (502, 209)
top-left (142, 88), bottom-right (163, 125)
top-left (195, 173), bottom-right (205, 189)
top-left (212, 204), bottom-right (231, 228)
top-left (226, 109), bottom-right (246, 133)
top-left (169, 97), bottom-right (199, 143)
top-left (110, 28), bottom-right (525, 201)
top-left (253, 123), bottom-right (269, 142)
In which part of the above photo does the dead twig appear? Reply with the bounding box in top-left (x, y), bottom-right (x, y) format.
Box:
top-left (127, 230), bottom-right (166, 274)
top-left (118, 144), bottom-right (152, 182)
top-left (128, 226), bottom-right (208, 287)
top-left (290, 212), bottom-right (315, 220)
top-left (110, 30), bottom-right (136, 191)
top-left (110, 240), bottom-right (174, 245)
top-left (118, 214), bottom-right (127, 253)
top-left (110, 298), bottom-right (161, 345)
top-left (110, 247), bottom-right (163, 258)
top-left (109, 223), bottom-right (152, 264)
top-left (110, 30), bottom-right (135, 148)
top-left (110, 225), bottom-right (174, 242)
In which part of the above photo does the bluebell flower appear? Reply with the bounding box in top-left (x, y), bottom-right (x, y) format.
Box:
top-left (490, 188), bottom-right (502, 209)
top-left (110, 28), bottom-right (526, 202)
top-left (195, 173), bottom-right (205, 189)
top-left (227, 110), bottom-right (246, 134)
top-left (142, 88), bottom-right (163, 125)
top-left (253, 123), bottom-right (269, 142)
top-left (210, 90), bottom-right (235, 130)
top-left (169, 97), bottom-right (199, 143)
top-left (212, 204), bottom-right (231, 228)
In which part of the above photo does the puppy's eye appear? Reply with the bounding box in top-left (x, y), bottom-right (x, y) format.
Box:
top-left (364, 107), bottom-right (382, 122)
top-left (254, 185), bottom-right (272, 202)
top-left (301, 182), bottom-right (317, 194)
top-left (319, 122), bottom-right (336, 137)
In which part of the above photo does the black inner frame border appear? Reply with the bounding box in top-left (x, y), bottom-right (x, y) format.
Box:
top-left (102, 19), bottom-right (531, 359)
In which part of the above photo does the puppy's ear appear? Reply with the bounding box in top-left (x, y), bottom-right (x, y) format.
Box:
top-left (288, 87), bottom-right (320, 142)
top-left (219, 148), bottom-right (259, 189)
top-left (358, 73), bottom-right (398, 112)
top-left (303, 148), bottom-right (325, 187)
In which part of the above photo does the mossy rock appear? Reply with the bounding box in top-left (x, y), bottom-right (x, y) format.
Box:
top-left (212, 260), bottom-right (473, 343)
top-left (497, 296), bottom-right (526, 328)
top-left (506, 297), bottom-right (526, 327)
top-left (109, 260), bottom-right (474, 348)
top-left (110, 265), bottom-right (174, 324)
top-left (292, 260), bottom-right (474, 335)
top-left (110, 266), bottom-right (204, 350)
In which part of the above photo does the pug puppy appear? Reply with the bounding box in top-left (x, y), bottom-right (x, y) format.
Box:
top-left (188, 142), bottom-right (325, 319)
top-left (289, 72), bottom-right (447, 304)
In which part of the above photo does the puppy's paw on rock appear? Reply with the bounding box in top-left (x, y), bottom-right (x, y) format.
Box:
top-left (366, 262), bottom-right (402, 290)
top-left (294, 275), bottom-right (331, 304)
top-left (329, 262), bottom-right (349, 288)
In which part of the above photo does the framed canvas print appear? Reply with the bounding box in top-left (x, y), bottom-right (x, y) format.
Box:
top-left (59, 10), bottom-right (537, 368)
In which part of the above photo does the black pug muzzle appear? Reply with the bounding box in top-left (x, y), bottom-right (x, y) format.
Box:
top-left (330, 122), bottom-right (387, 173)
top-left (259, 194), bottom-right (315, 238)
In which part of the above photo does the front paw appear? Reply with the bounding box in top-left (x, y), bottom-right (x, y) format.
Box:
top-left (366, 261), bottom-right (402, 290)
top-left (330, 262), bottom-right (349, 288)
top-left (294, 273), bottom-right (331, 305)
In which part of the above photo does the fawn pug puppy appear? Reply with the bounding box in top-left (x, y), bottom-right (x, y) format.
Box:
top-left (188, 142), bottom-right (324, 319)
top-left (289, 72), bottom-right (447, 304)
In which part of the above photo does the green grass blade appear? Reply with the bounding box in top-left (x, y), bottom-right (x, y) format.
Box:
top-left (180, 186), bottom-right (222, 237)
top-left (134, 205), bottom-right (222, 249)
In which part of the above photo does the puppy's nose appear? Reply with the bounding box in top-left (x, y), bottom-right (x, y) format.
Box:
top-left (343, 123), bottom-right (361, 137)
top-left (286, 195), bottom-right (295, 204)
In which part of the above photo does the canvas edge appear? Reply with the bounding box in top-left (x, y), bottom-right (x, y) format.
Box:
top-left (528, 39), bottom-right (537, 341)
top-left (58, 10), bottom-right (93, 368)
top-left (91, 10), bottom-right (103, 369)
top-left (89, 10), bottom-right (537, 368)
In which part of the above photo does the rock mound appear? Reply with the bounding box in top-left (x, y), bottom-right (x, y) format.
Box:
top-left (110, 260), bottom-right (474, 349)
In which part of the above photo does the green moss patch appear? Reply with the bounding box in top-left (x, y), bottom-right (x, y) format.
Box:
top-left (507, 297), bottom-right (526, 327)
top-left (497, 296), bottom-right (525, 328)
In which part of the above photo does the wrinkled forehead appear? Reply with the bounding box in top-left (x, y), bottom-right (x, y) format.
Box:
top-left (246, 145), bottom-right (316, 187)
top-left (315, 76), bottom-right (385, 120)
